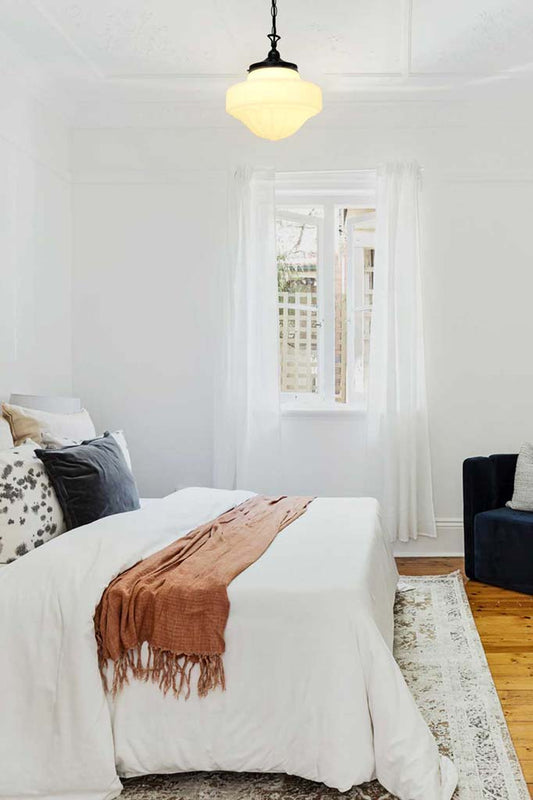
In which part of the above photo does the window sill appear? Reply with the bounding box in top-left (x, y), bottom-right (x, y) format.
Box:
top-left (281, 401), bottom-right (366, 418)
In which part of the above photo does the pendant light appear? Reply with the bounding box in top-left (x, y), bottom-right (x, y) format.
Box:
top-left (226, 0), bottom-right (322, 141)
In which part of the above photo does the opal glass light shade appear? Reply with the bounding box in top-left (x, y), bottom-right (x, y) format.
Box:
top-left (226, 66), bottom-right (322, 141)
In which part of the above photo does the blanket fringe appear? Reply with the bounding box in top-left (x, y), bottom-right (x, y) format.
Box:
top-left (98, 643), bottom-right (225, 700)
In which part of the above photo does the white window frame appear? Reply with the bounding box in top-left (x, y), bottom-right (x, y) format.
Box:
top-left (347, 217), bottom-right (376, 405)
top-left (275, 171), bottom-right (377, 414)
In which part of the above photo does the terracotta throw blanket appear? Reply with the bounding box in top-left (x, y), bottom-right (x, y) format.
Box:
top-left (95, 495), bottom-right (313, 699)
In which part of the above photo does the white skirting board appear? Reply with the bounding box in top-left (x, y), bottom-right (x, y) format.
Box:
top-left (393, 519), bottom-right (464, 557)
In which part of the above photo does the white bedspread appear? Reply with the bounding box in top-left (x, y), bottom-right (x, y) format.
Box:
top-left (0, 488), bottom-right (456, 800)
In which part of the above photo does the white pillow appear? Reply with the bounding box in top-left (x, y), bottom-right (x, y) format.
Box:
top-left (40, 430), bottom-right (133, 471)
top-left (3, 403), bottom-right (96, 443)
top-left (108, 430), bottom-right (132, 471)
top-left (0, 441), bottom-right (66, 563)
top-left (0, 417), bottom-right (14, 450)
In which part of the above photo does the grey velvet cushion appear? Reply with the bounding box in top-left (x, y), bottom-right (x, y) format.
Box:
top-left (35, 434), bottom-right (140, 530)
top-left (507, 442), bottom-right (533, 511)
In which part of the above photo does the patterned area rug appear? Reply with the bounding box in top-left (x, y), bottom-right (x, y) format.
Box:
top-left (121, 572), bottom-right (528, 799)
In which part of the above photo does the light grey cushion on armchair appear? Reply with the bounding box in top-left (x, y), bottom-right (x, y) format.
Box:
top-left (507, 442), bottom-right (533, 511)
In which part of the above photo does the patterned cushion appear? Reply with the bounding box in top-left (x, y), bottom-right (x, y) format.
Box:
top-left (0, 442), bottom-right (66, 563)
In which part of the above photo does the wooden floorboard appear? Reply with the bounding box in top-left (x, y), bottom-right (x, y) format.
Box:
top-left (396, 557), bottom-right (533, 796)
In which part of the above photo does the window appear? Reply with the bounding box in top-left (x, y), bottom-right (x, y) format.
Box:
top-left (275, 172), bottom-right (376, 409)
top-left (277, 207), bottom-right (321, 394)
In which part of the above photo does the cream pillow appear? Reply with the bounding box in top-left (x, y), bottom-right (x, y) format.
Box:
top-left (2, 403), bottom-right (96, 447)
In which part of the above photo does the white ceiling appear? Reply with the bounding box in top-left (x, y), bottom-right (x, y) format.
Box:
top-left (411, 0), bottom-right (533, 75)
top-left (1, 0), bottom-right (533, 118)
top-left (1, 0), bottom-right (404, 78)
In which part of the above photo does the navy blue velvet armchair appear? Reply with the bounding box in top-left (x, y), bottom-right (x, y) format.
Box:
top-left (463, 454), bottom-right (533, 594)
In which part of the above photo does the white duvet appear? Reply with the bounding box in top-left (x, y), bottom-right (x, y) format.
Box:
top-left (0, 488), bottom-right (457, 800)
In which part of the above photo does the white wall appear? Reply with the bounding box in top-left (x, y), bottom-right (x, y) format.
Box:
top-left (72, 175), bottom-right (223, 496)
top-left (0, 35), bottom-right (72, 401)
top-left (71, 95), bottom-right (533, 552)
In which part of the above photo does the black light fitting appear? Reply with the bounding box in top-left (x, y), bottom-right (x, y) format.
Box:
top-left (248, 0), bottom-right (298, 73)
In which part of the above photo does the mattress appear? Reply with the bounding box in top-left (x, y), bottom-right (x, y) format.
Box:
top-left (0, 488), bottom-right (456, 800)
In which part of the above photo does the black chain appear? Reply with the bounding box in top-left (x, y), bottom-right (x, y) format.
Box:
top-left (267, 0), bottom-right (281, 51)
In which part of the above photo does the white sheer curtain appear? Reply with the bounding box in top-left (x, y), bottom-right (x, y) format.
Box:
top-left (213, 167), bottom-right (282, 494)
top-left (366, 162), bottom-right (436, 542)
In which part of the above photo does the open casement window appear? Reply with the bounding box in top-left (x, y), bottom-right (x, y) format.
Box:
top-left (275, 171), bottom-right (376, 411)
top-left (345, 211), bottom-right (376, 401)
top-left (277, 208), bottom-right (323, 396)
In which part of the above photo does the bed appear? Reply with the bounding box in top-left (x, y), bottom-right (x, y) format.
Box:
top-left (0, 487), bottom-right (456, 800)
